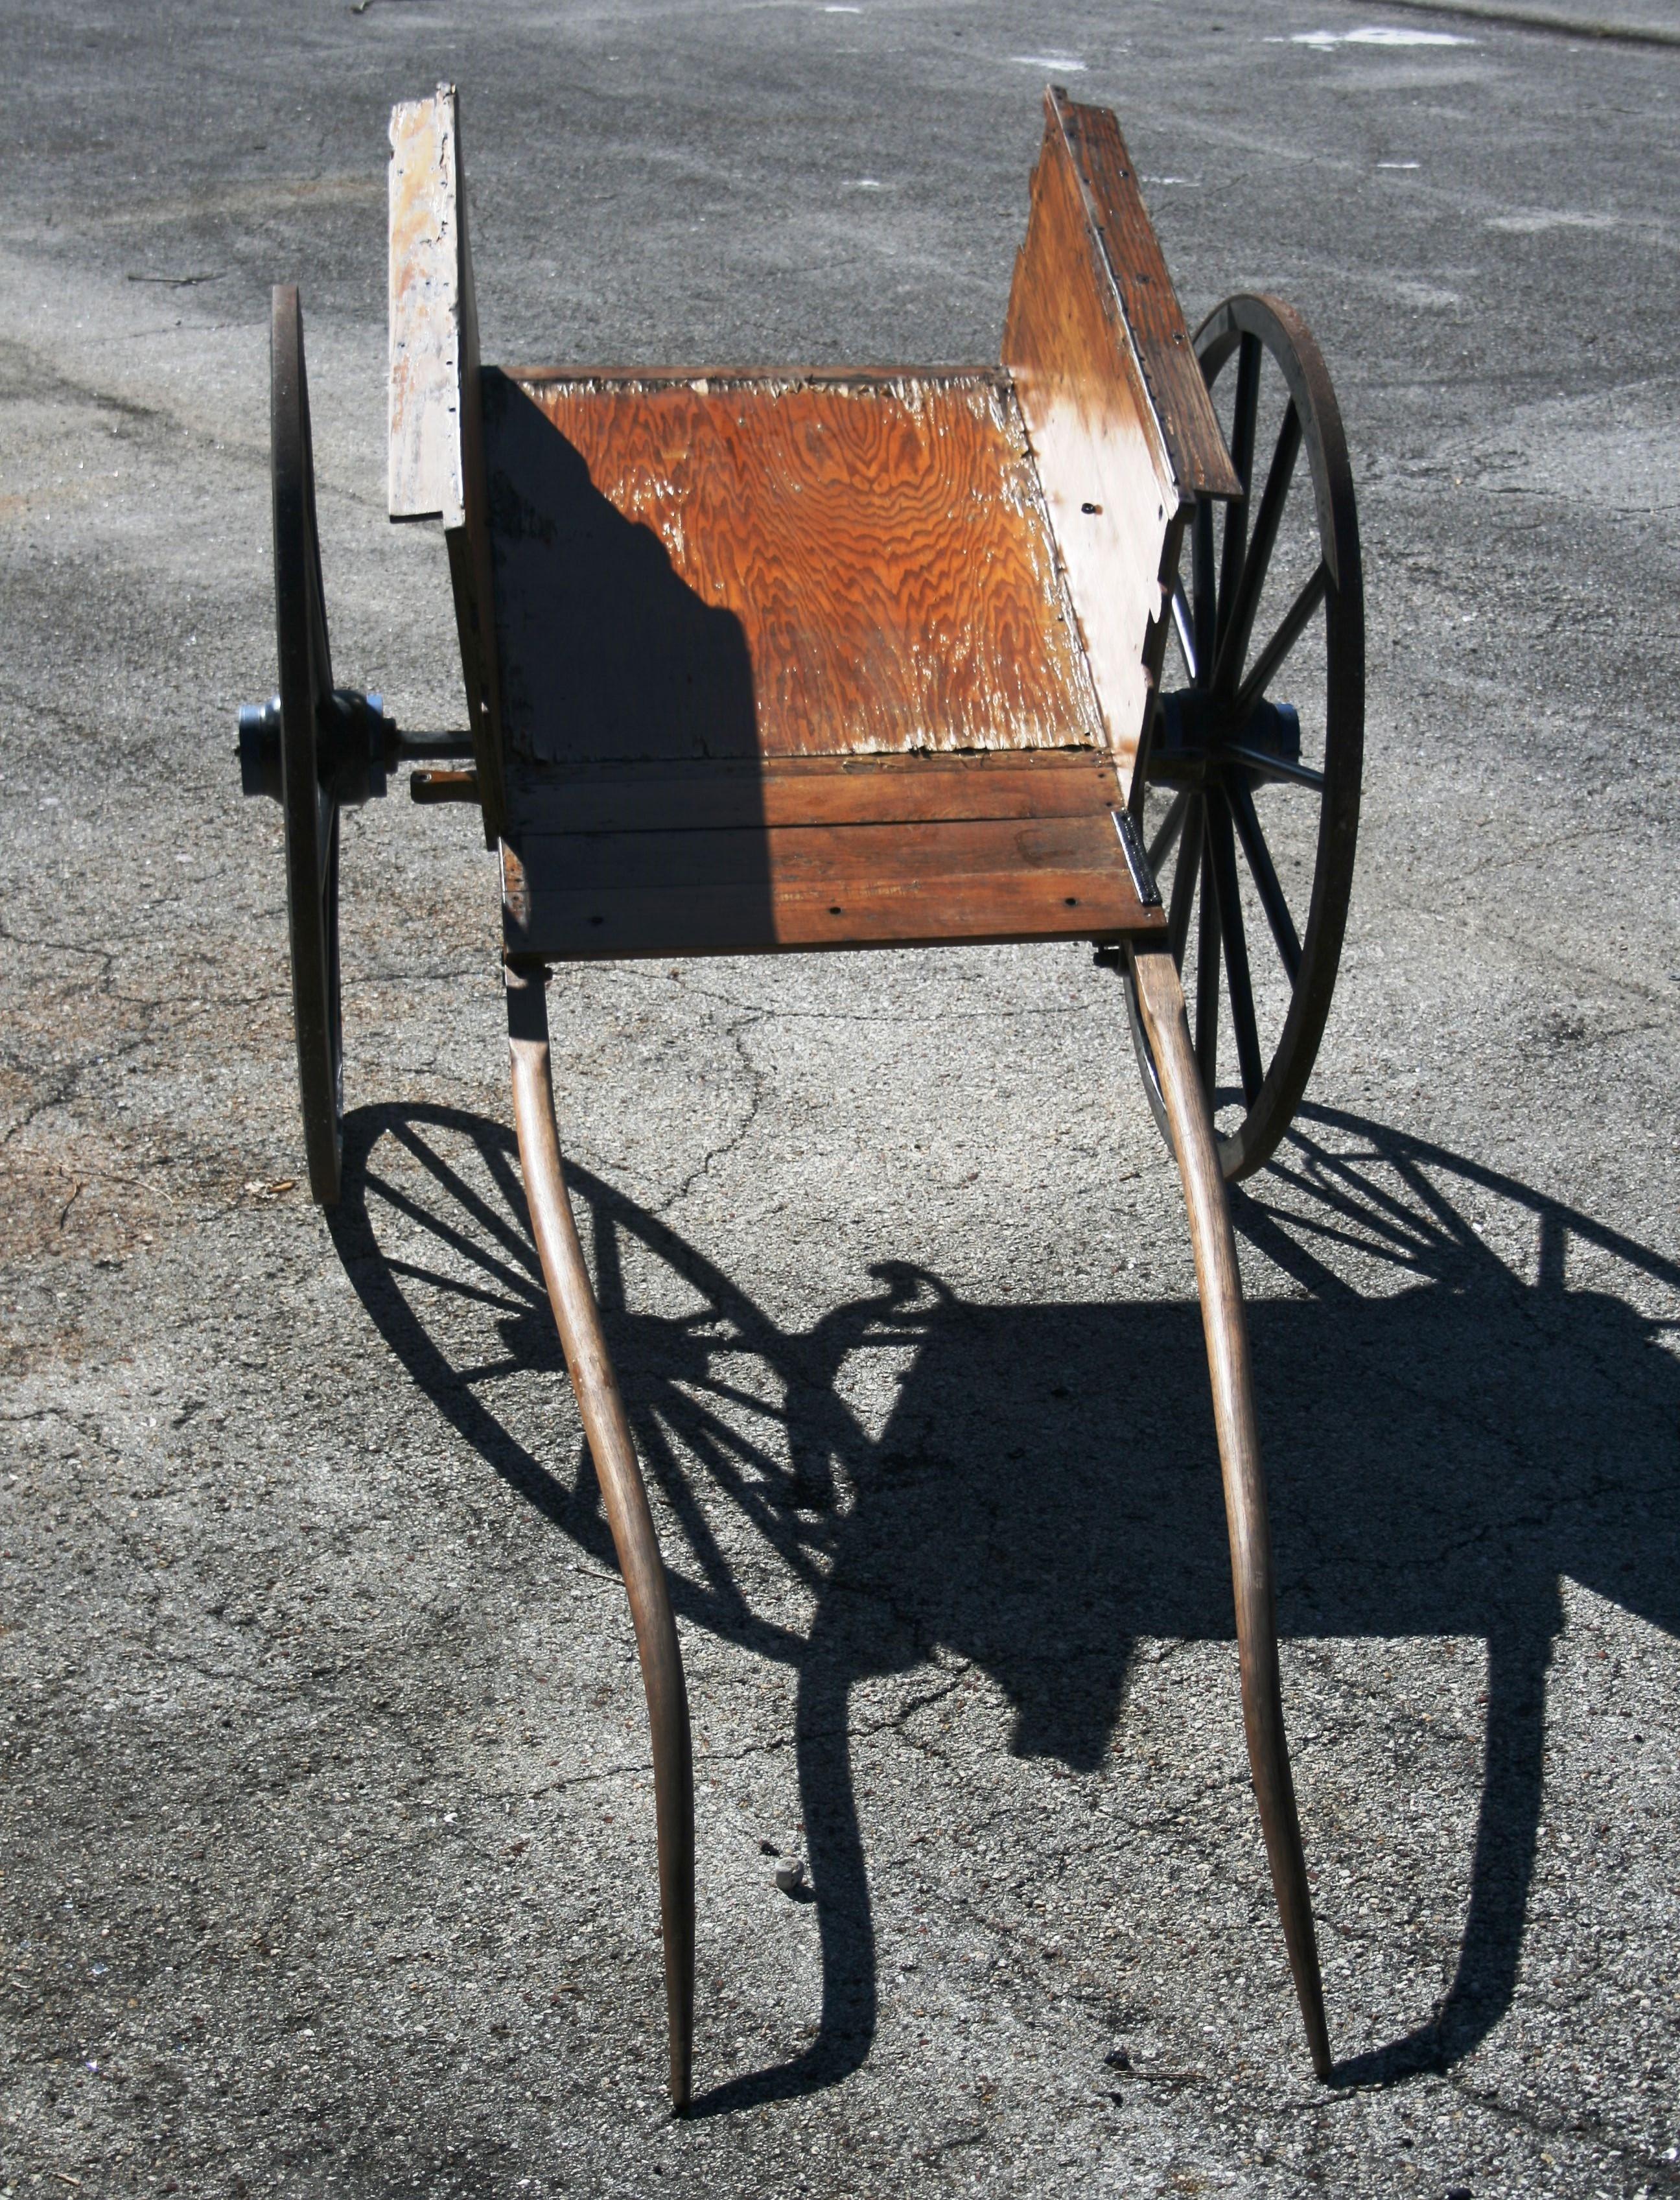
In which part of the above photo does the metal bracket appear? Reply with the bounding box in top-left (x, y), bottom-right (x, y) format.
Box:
top-left (1112, 808), bottom-right (1163, 907)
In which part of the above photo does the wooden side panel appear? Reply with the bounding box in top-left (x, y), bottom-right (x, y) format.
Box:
top-left (388, 86), bottom-right (465, 527)
top-left (1055, 99), bottom-right (1241, 502)
top-left (1003, 91), bottom-right (1231, 801)
top-left (447, 113), bottom-right (510, 844)
top-left (386, 85), bottom-right (507, 838)
top-left (484, 371), bottom-right (1106, 769)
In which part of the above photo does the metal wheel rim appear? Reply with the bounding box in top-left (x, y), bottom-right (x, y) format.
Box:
top-left (272, 284), bottom-right (344, 1206)
top-left (1126, 291), bottom-right (1364, 1183)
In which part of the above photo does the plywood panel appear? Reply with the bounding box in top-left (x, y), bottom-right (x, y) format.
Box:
top-left (483, 370), bottom-right (1106, 769)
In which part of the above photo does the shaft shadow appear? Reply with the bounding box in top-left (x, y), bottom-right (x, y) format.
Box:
top-left (329, 1100), bottom-right (1680, 2107)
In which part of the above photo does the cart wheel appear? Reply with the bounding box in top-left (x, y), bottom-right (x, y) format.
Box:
top-left (267, 284), bottom-right (343, 1206)
top-left (1125, 292), bottom-right (1364, 1182)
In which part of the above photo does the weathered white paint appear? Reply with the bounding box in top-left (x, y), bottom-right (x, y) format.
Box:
top-left (388, 85), bottom-right (466, 528)
top-left (1014, 375), bottom-right (1176, 797)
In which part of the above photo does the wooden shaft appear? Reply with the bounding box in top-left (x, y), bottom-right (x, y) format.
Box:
top-left (1128, 945), bottom-right (1332, 2079)
top-left (505, 965), bottom-right (695, 2110)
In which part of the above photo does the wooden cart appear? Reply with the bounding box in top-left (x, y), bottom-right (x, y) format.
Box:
top-left (238, 84), bottom-right (1364, 2108)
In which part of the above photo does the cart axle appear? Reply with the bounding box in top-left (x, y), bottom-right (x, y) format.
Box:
top-left (237, 689), bottom-right (474, 807)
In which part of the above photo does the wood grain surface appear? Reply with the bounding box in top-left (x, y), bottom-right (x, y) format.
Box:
top-left (1003, 91), bottom-right (1209, 799)
top-left (515, 814), bottom-right (1127, 893)
top-left (484, 369), bottom-right (1105, 769)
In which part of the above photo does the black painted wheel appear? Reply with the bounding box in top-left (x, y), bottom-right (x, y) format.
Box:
top-left (270, 285), bottom-right (344, 1206)
top-left (1125, 292), bottom-right (1364, 1182)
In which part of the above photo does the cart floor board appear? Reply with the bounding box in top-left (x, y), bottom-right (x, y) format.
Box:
top-left (500, 751), bottom-right (1168, 961)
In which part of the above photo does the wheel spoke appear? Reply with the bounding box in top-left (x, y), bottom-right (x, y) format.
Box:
top-left (1235, 561), bottom-right (1327, 722)
top-left (1168, 792), bottom-right (1203, 965)
top-left (1215, 331), bottom-right (1262, 650)
top-left (1209, 793), bottom-right (1265, 1105)
top-left (1171, 581), bottom-right (1199, 684)
top-left (1192, 497), bottom-right (1217, 677)
top-left (1149, 789), bottom-right (1190, 871)
top-left (1222, 743), bottom-right (1325, 791)
top-left (1229, 777), bottom-right (1303, 984)
top-left (1212, 400), bottom-right (1301, 700)
top-left (1195, 814), bottom-right (1221, 1097)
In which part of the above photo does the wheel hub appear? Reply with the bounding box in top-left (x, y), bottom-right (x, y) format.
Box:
top-left (238, 688), bottom-right (399, 808)
top-left (1152, 689), bottom-right (1302, 790)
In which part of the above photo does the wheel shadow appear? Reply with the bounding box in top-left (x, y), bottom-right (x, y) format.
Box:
top-left (327, 1100), bottom-right (1680, 2108)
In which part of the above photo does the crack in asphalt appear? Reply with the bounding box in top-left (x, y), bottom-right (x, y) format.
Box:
top-left (519, 1667), bottom-right (972, 1799)
top-left (655, 1007), bottom-right (773, 1215)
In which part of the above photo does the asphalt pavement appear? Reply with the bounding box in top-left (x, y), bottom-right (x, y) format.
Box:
top-left (2, 2), bottom-right (1678, 2195)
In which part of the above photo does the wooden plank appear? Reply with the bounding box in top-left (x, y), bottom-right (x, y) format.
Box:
top-left (506, 749), bottom-right (1123, 834)
top-left (388, 86), bottom-right (466, 528)
top-left (500, 778), bottom-right (1169, 957)
top-left (484, 371), bottom-right (1106, 771)
top-left (511, 812), bottom-right (1129, 893)
top-left (1055, 99), bottom-right (1241, 503)
top-left (386, 84), bottom-right (508, 840)
top-left (505, 863), bottom-right (1166, 962)
top-left (1003, 91), bottom-right (1219, 801)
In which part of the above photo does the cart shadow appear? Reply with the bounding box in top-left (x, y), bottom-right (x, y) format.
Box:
top-left (482, 370), bottom-right (762, 769)
top-left (327, 1100), bottom-right (1680, 2111)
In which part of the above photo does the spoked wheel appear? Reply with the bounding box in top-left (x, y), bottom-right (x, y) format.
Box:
top-left (265, 285), bottom-right (343, 1205)
top-left (1125, 293), bottom-right (1364, 1182)
top-left (237, 288), bottom-right (466, 1203)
